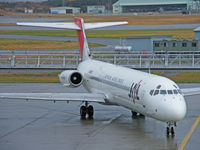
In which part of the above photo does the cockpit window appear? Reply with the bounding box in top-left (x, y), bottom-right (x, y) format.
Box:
top-left (154, 90), bottom-right (159, 95)
top-left (178, 89), bottom-right (182, 95)
top-left (160, 90), bottom-right (167, 95)
top-left (150, 90), bottom-right (154, 96)
top-left (157, 85), bottom-right (161, 89)
top-left (173, 90), bottom-right (178, 94)
top-left (173, 85), bottom-right (178, 89)
top-left (167, 90), bottom-right (173, 94)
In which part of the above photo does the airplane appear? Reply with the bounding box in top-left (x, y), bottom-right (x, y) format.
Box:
top-left (1, 17), bottom-right (200, 136)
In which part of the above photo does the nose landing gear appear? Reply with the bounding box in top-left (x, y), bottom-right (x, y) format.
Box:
top-left (80, 101), bottom-right (94, 119)
top-left (166, 122), bottom-right (176, 136)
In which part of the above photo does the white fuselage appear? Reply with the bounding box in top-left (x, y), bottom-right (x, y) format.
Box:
top-left (78, 59), bottom-right (187, 123)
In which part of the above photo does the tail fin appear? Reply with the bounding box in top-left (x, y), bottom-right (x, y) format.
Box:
top-left (74, 17), bottom-right (90, 61)
top-left (17, 19), bottom-right (128, 61)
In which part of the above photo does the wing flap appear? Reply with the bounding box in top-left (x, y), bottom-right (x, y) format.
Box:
top-left (181, 88), bottom-right (200, 96)
top-left (0, 93), bottom-right (106, 103)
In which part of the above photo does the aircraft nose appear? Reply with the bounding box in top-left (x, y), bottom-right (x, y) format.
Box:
top-left (169, 96), bottom-right (187, 121)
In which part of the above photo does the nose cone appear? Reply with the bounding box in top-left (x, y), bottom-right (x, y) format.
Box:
top-left (168, 96), bottom-right (187, 121)
top-left (159, 96), bottom-right (187, 122)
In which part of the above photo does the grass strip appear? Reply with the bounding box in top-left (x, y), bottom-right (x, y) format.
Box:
top-left (0, 72), bottom-right (200, 83)
top-left (153, 72), bottom-right (200, 83)
top-left (0, 72), bottom-right (59, 83)
top-left (0, 38), bottom-right (103, 50)
top-left (0, 28), bottom-right (194, 39)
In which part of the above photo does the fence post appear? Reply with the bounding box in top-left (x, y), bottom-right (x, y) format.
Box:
top-left (37, 55), bottom-right (40, 67)
top-left (165, 54), bottom-right (168, 67)
top-left (63, 55), bottom-right (66, 67)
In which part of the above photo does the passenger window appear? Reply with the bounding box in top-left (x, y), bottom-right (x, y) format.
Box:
top-left (173, 90), bottom-right (178, 94)
top-left (160, 90), bottom-right (167, 95)
top-left (167, 90), bottom-right (173, 94)
top-left (150, 90), bottom-right (154, 96)
top-left (154, 90), bottom-right (159, 95)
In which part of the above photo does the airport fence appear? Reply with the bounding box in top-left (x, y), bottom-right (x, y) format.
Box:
top-left (1, 53), bottom-right (200, 70)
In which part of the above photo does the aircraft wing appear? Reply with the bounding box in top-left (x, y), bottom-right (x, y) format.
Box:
top-left (181, 88), bottom-right (200, 96)
top-left (17, 22), bottom-right (80, 30)
top-left (0, 93), bottom-right (106, 103)
top-left (17, 22), bottom-right (128, 30)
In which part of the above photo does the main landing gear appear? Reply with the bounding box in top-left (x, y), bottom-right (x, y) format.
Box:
top-left (80, 101), bottom-right (94, 119)
top-left (166, 122), bottom-right (176, 136)
top-left (131, 111), bottom-right (145, 118)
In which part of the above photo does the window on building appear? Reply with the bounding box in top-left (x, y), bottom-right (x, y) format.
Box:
top-left (182, 42), bottom-right (187, 47)
top-left (173, 42), bottom-right (177, 47)
top-left (192, 42), bottom-right (197, 47)
top-left (164, 42), bottom-right (168, 47)
top-left (154, 43), bottom-right (160, 47)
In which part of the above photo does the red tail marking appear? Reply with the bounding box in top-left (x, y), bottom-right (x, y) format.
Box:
top-left (74, 18), bottom-right (84, 58)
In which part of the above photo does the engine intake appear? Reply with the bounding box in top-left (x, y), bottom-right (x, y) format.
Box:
top-left (59, 70), bottom-right (83, 87)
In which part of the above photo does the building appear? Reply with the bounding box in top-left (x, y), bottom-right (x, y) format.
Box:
top-left (188, 0), bottom-right (200, 13)
top-left (119, 35), bottom-right (172, 53)
top-left (153, 39), bottom-right (200, 52)
top-left (113, 0), bottom-right (188, 13)
top-left (50, 7), bottom-right (80, 14)
top-left (24, 8), bottom-right (33, 14)
top-left (87, 5), bottom-right (105, 14)
top-left (194, 27), bottom-right (200, 39)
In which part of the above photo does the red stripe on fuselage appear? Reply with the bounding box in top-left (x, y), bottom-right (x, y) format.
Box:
top-left (133, 80), bottom-right (142, 104)
top-left (74, 18), bottom-right (84, 58)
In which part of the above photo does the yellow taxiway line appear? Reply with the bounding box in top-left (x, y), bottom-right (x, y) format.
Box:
top-left (178, 115), bottom-right (200, 150)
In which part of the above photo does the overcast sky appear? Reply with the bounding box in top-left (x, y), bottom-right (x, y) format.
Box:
top-left (0, 0), bottom-right (47, 2)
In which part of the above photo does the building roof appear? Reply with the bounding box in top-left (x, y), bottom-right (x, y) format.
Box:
top-left (113, 0), bottom-right (188, 6)
top-left (194, 26), bottom-right (200, 32)
top-left (126, 35), bottom-right (173, 39)
top-left (50, 7), bottom-right (80, 10)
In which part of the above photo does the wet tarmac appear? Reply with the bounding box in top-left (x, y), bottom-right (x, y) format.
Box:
top-left (0, 83), bottom-right (200, 150)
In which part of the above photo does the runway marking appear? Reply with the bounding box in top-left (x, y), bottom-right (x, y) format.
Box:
top-left (0, 112), bottom-right (49, 140)
top-left (178, 115), bottom-right (200, 150)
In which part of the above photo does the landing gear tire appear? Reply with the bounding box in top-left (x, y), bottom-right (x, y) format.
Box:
top-left (166, 127), bottom-right (170, 135)
top-left (171, 127), bottom-right (175, 136)
top-left (139, 113), bottom-right (145, 118)
top-left (80, 106), bottom-right (87, 119)
top-left (80, 102), bottom-right (94, 119)
top-left (166, 122), bottom-right (176, 136)
top-left (131, 111), bottom-right (137, 117)
top-left (87, 105), bottom-right (94, 119)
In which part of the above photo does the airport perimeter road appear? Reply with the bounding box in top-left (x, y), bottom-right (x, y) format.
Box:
top-left (0, 83), bottom-right (200, 150)
top-left (0, 17), bottom-right (73, 23)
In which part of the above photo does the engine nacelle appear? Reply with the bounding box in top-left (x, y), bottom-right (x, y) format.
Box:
top-left (58, 70), bottom-right (83, 87)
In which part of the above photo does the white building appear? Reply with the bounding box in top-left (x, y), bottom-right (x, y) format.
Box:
top-left (24, 8), bottom-right (33, 14)
top-left (194, 27), bottom-right (200, 39)
top-left (188, 0), bottom-right (200, 12)
top-left (113, 0), bottom-right (188, 13)
top-left (50, 7), bottom-right (80, 14)
top-left (87, 5), bottom-right (105, 14)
